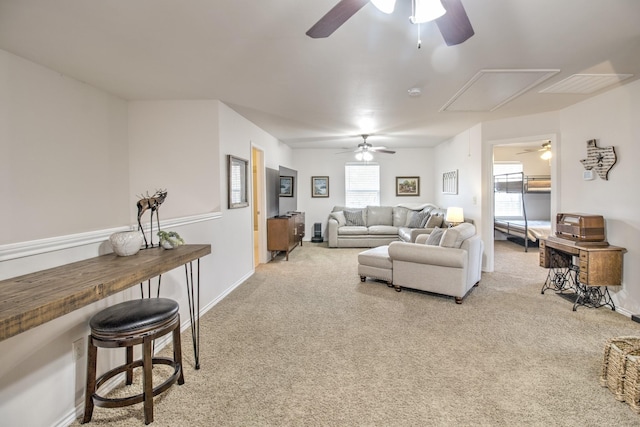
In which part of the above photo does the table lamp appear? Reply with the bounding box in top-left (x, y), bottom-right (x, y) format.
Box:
top-left (446, 207), bottom-right (464, 227)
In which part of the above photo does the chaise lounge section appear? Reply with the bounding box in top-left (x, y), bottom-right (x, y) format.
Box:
top-left (358, 223), bottom-right (483, 303)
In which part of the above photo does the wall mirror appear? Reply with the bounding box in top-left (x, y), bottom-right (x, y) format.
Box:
top-left (228, 155), bottom-right (249, 208)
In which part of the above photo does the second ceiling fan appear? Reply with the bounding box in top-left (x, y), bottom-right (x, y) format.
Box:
top-left (339, 135), bottom-right (396, 161)
top-left (306, 0), bottom-right (474, 46)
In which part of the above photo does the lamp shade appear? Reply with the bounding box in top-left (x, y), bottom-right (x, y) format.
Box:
top-left (446, 207), bottom-right (464, 224)
top-left (410, 0), bottom-right (446, 24)
top-left (371, 0), bottom-right (396, 14)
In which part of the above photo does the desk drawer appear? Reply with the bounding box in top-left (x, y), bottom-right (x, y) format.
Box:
top-left (579, 271), bottom-right (589, 284)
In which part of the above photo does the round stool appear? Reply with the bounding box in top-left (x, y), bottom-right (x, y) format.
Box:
top-left (82, 298), bottom-right (184, 425)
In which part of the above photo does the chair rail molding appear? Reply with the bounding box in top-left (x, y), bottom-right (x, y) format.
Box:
top-left (0, 212), bottom-right (221, 262)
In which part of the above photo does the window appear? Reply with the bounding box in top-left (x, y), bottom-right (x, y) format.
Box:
top-left (494, 162), bottom-right (523, 217)
top-left (345, 162), bottom-right (380, 207)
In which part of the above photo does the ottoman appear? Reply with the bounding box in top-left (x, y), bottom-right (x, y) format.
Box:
top-left (358, 245), bottom-right (393, 286)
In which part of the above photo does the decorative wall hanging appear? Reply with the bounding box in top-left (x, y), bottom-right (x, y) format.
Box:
top-left (280, 176), bottom-right (294, 197)
top-left (312, 176), bottom-right (329, 197)
top-left (396, 176), bottom-right (420, 196)
top-left (579, 139), bottom-right (617, 180)
top-left (136, 189), bottom-right (167, 248)
top-left (442, 170), bottom-right (458, 194)
top-left (228, 155), bottom-right (249, 209)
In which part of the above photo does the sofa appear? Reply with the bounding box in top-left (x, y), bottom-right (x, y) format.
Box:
top-left (327, 204), bottom-right (449, 248)
top-left (386, 222), bottom-right (483, 303)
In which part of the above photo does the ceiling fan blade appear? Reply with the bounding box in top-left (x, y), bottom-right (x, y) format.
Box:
top-left (435, 0), bottom-right (474, 46)
top-left (368, 146), bottom-right (388, 151)
top-left (374, 149), bottom-right (396, 154)
top-left (306, 0), bottom-right (370, 38)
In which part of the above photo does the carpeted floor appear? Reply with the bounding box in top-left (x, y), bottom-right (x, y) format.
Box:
top-left (73, 240), bottom-right (640, 426)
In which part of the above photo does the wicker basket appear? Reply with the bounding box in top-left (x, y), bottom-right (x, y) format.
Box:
top-left (600, 337), bottom-right (640, 405)
top-left (624, 352), bottom-right (640, 413)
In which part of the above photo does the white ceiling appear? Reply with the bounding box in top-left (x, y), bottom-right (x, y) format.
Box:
top-left (1, 0), bottom-right (639, 150)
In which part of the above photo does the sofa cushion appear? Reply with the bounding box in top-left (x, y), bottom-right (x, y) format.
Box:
top-left (330, 211), bottom-right (347, 226)
top-left (344, 209), bottom-right (365, 226)
top-left (338, 226), bottom-right (368, 235)
top-left (392, 207), bottom-right (410, 227)
top-left (425, 227), bottom-right (446, 245)
top-left (366, 206), bottom-right (393, 226)
top-left (368, 225), bottom-right (398, 235)
top-left (439, 223), bottom-right (476, 248)
top-left (425, 214), bottom-right (444, 228)
top-left (406, 210), bottom-right (429, 228)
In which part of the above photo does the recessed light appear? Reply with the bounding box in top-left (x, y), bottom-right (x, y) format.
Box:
top-left (408, 87), bottom-right (421, 97)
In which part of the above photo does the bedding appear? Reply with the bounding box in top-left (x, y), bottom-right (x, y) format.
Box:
top-left (494, 219), bottom-right (551, 242)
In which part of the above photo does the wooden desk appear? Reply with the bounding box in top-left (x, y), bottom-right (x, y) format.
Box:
top-left (539, 237), bottom-right (624, 310)
top-left (0, 244), bottom-right (211, 368)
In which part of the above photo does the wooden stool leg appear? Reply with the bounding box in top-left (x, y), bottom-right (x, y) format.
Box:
top-left (125, 346), bottom-right (134, 385)
top-left (82, 336), bottom-right (98, 424)
top-left (142, 338), bottom-right (154, 424)
top-left (172, 320), bottom-right (185, 385)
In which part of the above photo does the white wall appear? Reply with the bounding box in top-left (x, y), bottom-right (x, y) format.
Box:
top-left (433, 125), bottom-right (483, 233)
top-left (476, 81), bottom-right (640, 316)
top-left (0, 50), bottom-right (292, 427)
top-left (293, 147), bottom-right (435, 240)
top-left (557, 80), bottom-right (640, 315)
top-left (0, 49), bottom-right (130, 245)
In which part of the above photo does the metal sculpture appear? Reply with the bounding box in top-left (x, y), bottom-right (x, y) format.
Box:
top-left (136, 189), bottom-right (167, 248)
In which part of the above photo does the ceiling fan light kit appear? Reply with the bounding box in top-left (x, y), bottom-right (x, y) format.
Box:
top-left (306, 0), bottom-right (474, 46)
top-left (410, 0), bottom-right (446, 24)
top-left (371, 0), bottom-right (396, 14)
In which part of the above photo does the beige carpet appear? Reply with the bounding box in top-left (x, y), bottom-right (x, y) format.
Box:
top-left (73, 240), bottom-right (640, 426)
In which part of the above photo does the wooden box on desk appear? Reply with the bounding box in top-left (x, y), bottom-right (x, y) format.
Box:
top-left (555, 213), bottom-right (605, 242)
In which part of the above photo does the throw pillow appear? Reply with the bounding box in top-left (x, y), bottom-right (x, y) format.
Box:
top-left (407, 210), bottom-right (429, 228)
top-left (425, 227), bottom-right (445, 246)
top-left (440, 223), bottom-right (476, 248)
top-left (419, 213), bottom-right (432, 228)
top-left (330, 211), bottom-right (347, 226)
top-left (425, 214), bottom-right (444, 228)
top-left (344, 209), bottom-right (365, 226)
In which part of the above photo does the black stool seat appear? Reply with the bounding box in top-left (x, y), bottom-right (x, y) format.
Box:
top-left (90, 298), bottom-right (179, 336)
top-left (82, 298), bottom-right (184, 425)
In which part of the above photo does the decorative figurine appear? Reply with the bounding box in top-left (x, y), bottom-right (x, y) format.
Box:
top-left (136, 189), bottom-right (167, 248)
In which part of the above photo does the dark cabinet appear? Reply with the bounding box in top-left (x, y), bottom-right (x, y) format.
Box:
top-left (267, 212), bottom-right (305, 261)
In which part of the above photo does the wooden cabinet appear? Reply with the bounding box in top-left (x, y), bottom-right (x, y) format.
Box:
top-left (267, 212), bottom-right (305, 260)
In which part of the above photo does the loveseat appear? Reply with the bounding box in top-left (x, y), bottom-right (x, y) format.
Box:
top-left (387, 222), bottom-right (483, 303)
top-left (327, 204), bottom-right (448, 248)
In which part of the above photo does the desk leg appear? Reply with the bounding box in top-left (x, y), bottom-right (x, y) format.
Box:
top-left (572, 282), bottom-right (616, 311)
top-left (184, 259), bottom-right (201, 369)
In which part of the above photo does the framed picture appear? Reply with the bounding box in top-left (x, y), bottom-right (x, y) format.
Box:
top-left (443, 170), bottom-right (458, 194)
top-left (280, 176), bottom-right (294, 197)
top-left (396, 176), bottom-right (420, 196)
top-left (228, 155), bottom-right (249, 209)
top-left (311, 176), bottom-right (329, 198)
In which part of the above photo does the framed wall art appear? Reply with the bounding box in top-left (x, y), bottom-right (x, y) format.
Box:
top-left (228, 155), bottom-right (249, 209)
top-left (311, 176), bottom-right (329, 198)
top-left (396, 176), bottom-right (420, 196)
top-left (280, 176), bottom-right (294, 197)
top-left (443, 170), bottom-right (458, 194)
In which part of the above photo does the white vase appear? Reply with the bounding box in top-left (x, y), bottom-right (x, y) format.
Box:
top-left (109, 230), bottom-right (144, 256)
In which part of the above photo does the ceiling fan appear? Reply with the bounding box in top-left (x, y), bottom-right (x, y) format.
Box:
top-left (337, 135), bottom-right (396, 160)
top-left (306, 0), bottom-right (474, 46)
top-left (516, 141), bottom-right (552, 159)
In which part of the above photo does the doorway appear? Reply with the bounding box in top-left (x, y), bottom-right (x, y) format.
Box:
top-left (252, 146), bottom-right (265, 268)
top-left (491, 137), bottom-right (554, 262)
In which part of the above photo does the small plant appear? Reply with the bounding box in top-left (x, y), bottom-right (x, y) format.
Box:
top-left (157, 230), bottom-right (185, 249)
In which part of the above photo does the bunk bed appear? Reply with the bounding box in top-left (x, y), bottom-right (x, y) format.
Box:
top-left (494, 172), bottom-right (552, 251)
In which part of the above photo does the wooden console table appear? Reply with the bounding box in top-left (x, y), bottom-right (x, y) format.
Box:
top-left (539, 236), bottom-right (624, 311)
top-left (267, 212), bottom-right (305, 260)
top-left (0, 244), bottom-right (211, 368)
